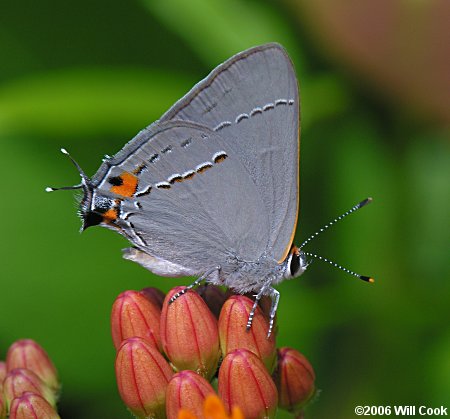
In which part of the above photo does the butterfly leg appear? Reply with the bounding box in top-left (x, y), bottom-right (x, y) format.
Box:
top-left (169, 266), bottom-right (221, 303)
top-left (246, 282), bottom-right (270, 332)
top-left (246, 285), bottom-right (279, 339)
top-left (266, 287), bottom-right (280, 338)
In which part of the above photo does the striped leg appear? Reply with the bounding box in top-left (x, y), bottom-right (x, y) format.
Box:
top-left (266, 287), bottom-right (280, 338)
top-left (246, 285), bottom-right (279, 338)
top-left (246, 282), bottom-right (271, 333)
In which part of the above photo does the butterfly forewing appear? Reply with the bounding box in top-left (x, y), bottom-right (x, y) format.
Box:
top-left (159, 43), bottom-right (300, 262)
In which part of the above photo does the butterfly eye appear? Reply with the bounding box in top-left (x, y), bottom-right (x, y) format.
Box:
top-left (289, 250), bottom-right (300, 277)
top-left (285, 247), bottom-right (306, 279)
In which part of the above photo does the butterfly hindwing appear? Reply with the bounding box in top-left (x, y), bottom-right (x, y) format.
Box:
top-left (93, 121), bottom-right (271, 274)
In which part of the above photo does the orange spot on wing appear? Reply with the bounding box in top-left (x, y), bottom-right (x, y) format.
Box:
top-left (102, 208), bottom-right (119, 223)
top-left (110, 172), bottom-right (138, 197)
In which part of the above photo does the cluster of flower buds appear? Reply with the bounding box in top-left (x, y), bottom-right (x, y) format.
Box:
top-left (0, 339), bottom-right (60, 419)
top-left (111, 285), bottom-right (316, 418)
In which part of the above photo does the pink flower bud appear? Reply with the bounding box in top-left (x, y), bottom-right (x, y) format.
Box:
top-left (161, 287), bottom-right (220, 380)
top-left (218, 349), bottom-right (278, 419)
top-left (111, 290), bottom-right (162, 351)
top-left (0, 361), bottom-right (6, 419)
top-left (140, 287), bottom-right (166, 310)
top-left (6, 340), bottom-right (59, 392)
top-left (196, 285), bottom-right (229, 318)
top-left (9, 392), bottom-right (60, 419)
top-left (115, 337), bottom-right (173, 418)
top-left (3, 369), bottom-right (56, 411)
top-left (219, 295), bottom-right (276, 372)
top-left (274, 348), bottom-right (316, 413)
top-left (0, 395), bottom-right (4, 419)
top-left (0, 361), bottom-right (6, 381)
top-left (166, 370), bottom-right (215, 419)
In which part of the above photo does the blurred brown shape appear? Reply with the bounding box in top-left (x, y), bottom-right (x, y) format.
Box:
top-left (287, 0), bottom-right (450, 125)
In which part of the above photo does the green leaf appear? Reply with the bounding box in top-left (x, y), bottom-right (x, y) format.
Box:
top-left (0, 68), bottom-right (193, 140)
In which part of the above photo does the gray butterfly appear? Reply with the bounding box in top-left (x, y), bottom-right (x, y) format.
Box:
top-left (48, 43), bottom-right (373, 337)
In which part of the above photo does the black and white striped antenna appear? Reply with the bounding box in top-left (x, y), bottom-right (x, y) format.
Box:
top-left (45, 148), bottom-right (90, 192)
top-left (300, 198), bottom-right (375, 283)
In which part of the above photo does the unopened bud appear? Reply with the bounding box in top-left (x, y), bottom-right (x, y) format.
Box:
top-left (166, 370), bottom-right (215, 419)
top-left (0, 361), bottom-right (6, 381)
top-left (274, 347), bottom-right (316, 413)
top-left (115, 337), bottom-right (173, 418)
top-left (218, 349), bottom-right (278, 418)
top-left (3, 369), bottom-right (56, 411)
top-left (111, 290), bottom-right (162, 351)
top-left (6, 340), bottom-right (59, 392)
top-left (0, 361), bottom-right (6, 419)
top-left (161, 287), bottom-right (220, 380)
top-left (219, 295), bottom-right (276, 372)
top-left (9, 392), bottom-right (60, 419)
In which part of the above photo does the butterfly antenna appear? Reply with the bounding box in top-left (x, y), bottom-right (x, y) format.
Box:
top-left (299, 198), bottom-right (372, 249)
top-left (304, 251), bottom-right (374, 283)
top-left (300, 198), bottom-right (374, 283)
top-left (45, 148), bottom-right (91, 192)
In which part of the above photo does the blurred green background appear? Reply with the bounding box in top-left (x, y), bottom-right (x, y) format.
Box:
top-left (1, 0), bottom-right (449, 417)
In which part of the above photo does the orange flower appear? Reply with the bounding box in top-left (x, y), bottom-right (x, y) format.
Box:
top-left (178, 394), bottom-right (244, 419)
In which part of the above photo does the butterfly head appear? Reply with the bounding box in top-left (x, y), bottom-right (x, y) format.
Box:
top-left (46, 148), bottom-right (114, 231)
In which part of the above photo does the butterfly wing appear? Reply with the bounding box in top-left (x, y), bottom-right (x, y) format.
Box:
top-left (92, 121), bottom-right (271, 274)
top-left (159, 43), bottom-right (299, 262)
